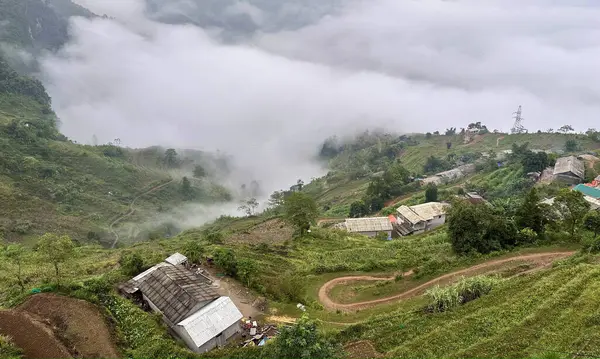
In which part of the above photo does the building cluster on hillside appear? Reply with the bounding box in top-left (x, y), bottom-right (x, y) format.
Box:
top-left (119, 253), bottom-right (244, 353)
top-left (339, 202), bottom-right (450, 238)
top-left (541, 154), bottom-right (600, 210)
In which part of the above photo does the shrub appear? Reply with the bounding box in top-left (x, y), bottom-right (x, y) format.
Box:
top-left (425, 275), bottom-right (500, 313)
top-left (0, 334), bottom-right (23, 359)
top-left (119, 251), bottom-right (145, 276)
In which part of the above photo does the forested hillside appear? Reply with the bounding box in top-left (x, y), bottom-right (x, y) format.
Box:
top-left (0, 57), bottom-right (232, 246)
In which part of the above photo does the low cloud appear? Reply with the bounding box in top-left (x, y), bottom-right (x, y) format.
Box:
top-left (44, 0), bottom-right (600, 198)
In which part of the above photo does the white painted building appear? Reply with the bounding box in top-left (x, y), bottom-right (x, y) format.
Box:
top-left (342, 217), bottom-right (394, 240)
top-left (395, 202), bottom-right (450, 236)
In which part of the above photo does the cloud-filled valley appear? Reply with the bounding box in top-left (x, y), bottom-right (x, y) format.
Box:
top-left (41, 0), bottom-right (600, 196)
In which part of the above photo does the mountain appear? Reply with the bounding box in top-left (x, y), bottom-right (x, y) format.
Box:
top-left (144, 0), bottom-right (351, 40)
top-left (0, 57), bottom-right (232, 246)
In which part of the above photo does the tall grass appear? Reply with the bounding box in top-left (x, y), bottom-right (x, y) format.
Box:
top-left (425, 275), bottom-right (501, 313)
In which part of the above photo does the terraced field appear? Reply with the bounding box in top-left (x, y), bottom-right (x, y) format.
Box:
top-left (341, 261), bottom-right (600, 358)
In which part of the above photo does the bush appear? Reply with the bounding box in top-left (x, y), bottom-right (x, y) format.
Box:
top-left (0, 334), bottom-right (23, 359)
top-left (425, 275), bottom-right (500, 313)
top-left (119, 251), bottom-right (145, 276)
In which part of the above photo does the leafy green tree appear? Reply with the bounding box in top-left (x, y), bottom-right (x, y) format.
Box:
top-left (553, 189), bottom-right (591, 239)
top-left (283, 192), bottom-right (319, 236)
top-left (236, 258), bottom-right (258, 287)
top-left (425, 184), bottom-right (438, 203)
top-left (521, 151), bottom-right (550, 173)
top-left (349, 200), bottom-right (369, 218)
top-left (425, 132), bottom-right (432, 139)
top-left (181, 177), bottom-right (194, 200)
top-left (268, 190), bottom-right (288, 208)
top-left (2, 244), bottom-right (26, 292)
top-left (37, 233), bottom-right (75, 285)
top-left (516, 188), bottom-right (546, 234)
top-left (564, 139), bottom-right (579, 152)
top-left (183, 241), bottom-right (205, 264)
top-left (119, 251), bottom-right (145, 276)
top-left (423, 155), bottom-right (449, 174)
top-left (163, 148), bottom-right (179, 168)
top-left (264, 314), bottom-right (339, 359)
top-left (193, 165), bottom-right (207, 178)
top-left (213, 248), bottom-right (237, 276)
top-left (447, 200), bottom-right (517, 255)
top-left (238, 198), bottom-right (259, 216)
top-left (584, 212), bottom-right (600, 238)
top-left (445, 127), bottom-right (456, 136)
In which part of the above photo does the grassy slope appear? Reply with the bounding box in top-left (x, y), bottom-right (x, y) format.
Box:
top-left (310, 132), bottom-right (600, 216)
top-left (340, 258), bottom-right (600, 358)
top-left (0, 94), bottom-right (229, 245)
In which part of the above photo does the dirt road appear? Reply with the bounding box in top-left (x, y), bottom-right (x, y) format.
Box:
top-left (318, 251), bottom-right (574, 312)
top-left (109, 178), bottom-right (174, 248)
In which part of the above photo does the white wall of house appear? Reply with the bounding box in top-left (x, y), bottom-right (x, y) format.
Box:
top-left (175, 322), bottom-right (241, 353)
top-left (426, 214), bottom-right (446, 230)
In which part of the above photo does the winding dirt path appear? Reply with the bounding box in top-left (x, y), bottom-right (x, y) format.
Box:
top-left (318, 251), bottom-right (574, 312)
top-left (496, 136), bottom-right (505, 147)
top-left (109, 178), bottom-right (174, 248)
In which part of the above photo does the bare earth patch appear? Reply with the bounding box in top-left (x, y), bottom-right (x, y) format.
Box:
top-left (0, 310), bottom-right (71, 359)
top-left (344, 340), bottom-right (385, 359)
top-left (0, 293), bottom-right (120, 359)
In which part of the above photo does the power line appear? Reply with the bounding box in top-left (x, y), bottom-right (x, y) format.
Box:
top-left (511, 105), bottom-right (527, 134)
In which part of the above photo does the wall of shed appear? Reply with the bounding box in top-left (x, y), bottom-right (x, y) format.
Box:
top-left (175, 322), bottom-right (241, 353)
top-left (555, 173), bottom-right (582, 185)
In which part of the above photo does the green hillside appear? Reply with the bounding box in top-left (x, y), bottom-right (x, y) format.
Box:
top-left (340, 259), bottom-right (600, 358)
top-left (0, 58), bottom-right (232, 246)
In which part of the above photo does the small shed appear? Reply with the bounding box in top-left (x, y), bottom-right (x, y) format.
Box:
top-left (395, 202), bottom-right (450, 236)
top-left (553, 156), bottom-right (584, 184)
top-left (165, 252), bottom-right (188, 266)
top-left (343, 217), bottom-right (393, 239)
top-left (176, 297), bottom-right (243, 353)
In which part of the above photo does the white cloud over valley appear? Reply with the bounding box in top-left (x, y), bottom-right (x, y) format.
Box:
top-left (44, 0), bottom-right (600, 197)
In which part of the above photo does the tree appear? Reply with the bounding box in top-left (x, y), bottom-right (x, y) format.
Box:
top-left (2, 244), bottom-right (26, 292)
top-left (424, 156), bottom-right (448, 174)
top-left (183, 241), bottom-right (206, 264)
top-left (425, 184), bottom-right (438, 203)
top-left (521, 151), bottom-right (549, 173)
top-left (516, 188), bottom-right (546, 234)
top-left (445, 127), bottom-right (456, 136)
top-left (163, 148), bottom-right (178, 168)
top-left (193, 165), bottom-right (207, 178)
top-left (447, 200), bottom-right (517, 255)
top-left (236, 258), bottom-right (258, 287)
top-left (119, 251), bottom-right (145, 276)
top-left (181, 177), bottom-right (194, 200)
top-left (213, 248), bottom-right (237, 276)
top-left (349, 200), bottom-right (369, 218)
top-left (584, 212), bottom-right (600, 238)
top-left (425, 132), bottom-right (432, 139)
top-left (283, 192), bottom-right (319, 236)
top-left (565, 139), bottom-right (579, 152)
top-left (553, 189), bottom-right (591, 239)
top-left (37, 233), bottom-right (75, 285)
top-left (268, 190), bottom-right (288, 208)
top-left (558, 125), bottom-right (574, 133)
top-left (238, 198), bottom-right (259, 216)
top-left (264, 314), bottom-right (339, 359)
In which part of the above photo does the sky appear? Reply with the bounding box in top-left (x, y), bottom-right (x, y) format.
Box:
top-left (41, 0), bottom-right (600, 196)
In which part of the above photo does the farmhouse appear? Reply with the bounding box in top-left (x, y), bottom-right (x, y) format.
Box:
top-left (553, 156), bottom-right (585, 184)
top-left (342, 217), bottom-right (394, 240)
top-left (119, 253), bottom-right (243, 353)
top-left (395, 202), bottom-right (450, 236)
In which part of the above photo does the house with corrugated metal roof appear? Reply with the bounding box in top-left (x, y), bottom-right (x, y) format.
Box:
top-left (119, 253), bottom-right (243, 353)
top-left (342, 217), bottom-right (394, 239)
top-left (553, 156), bottom-right (585, 184)
top-left (395, 202), bottom-right (450, 236)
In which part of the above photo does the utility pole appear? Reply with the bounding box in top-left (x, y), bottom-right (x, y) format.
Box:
top-left (511, 105), bottom-right (527, 134)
